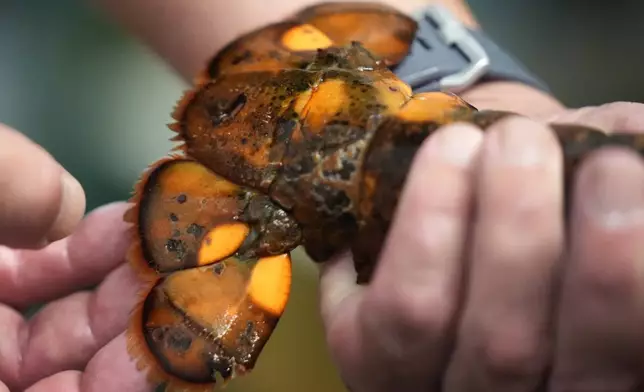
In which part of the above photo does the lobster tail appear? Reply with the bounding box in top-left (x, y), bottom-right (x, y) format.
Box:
top-left (124, 2), bottom-right (644, 390)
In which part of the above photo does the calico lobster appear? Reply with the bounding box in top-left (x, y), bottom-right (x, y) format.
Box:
top-left (123, 2), bottom-right (644, 391)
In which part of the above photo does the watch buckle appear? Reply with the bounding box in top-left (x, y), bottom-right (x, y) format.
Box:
top-left (421, 5), bottom-right (490, 92)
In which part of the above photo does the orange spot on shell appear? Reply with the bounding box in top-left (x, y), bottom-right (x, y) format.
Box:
top-left (294, 2), bottom-right (418, 66)
top-left (281, 23), bottom-right (334, 51)
top-left (247, 254), bottom-right (292, 316)
top-left (197, 223), bottom-right (250, 266)
top-left (298, 79), bottom-right (347, 131)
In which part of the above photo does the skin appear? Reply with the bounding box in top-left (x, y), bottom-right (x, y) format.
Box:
top-left (1, 1), bottom-right (644, 391)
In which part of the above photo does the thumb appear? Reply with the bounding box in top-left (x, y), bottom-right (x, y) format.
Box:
top-left (0, 124), bottom-right (86, 249)
top-left (461, 80), bottom-right (565, 118)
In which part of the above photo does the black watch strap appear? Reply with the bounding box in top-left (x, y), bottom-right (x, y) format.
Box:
top-left (393, 5), bottom-right (551, 94)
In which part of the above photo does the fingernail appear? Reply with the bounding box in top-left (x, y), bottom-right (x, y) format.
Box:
top-left (426, 123), bottom-right (483, 167)
top-left (580, 149), bottom-right (644, 229)
top-left (47, 171), bottom-right (86, 242)
top-left (487, 117), bottom-right (552, 166)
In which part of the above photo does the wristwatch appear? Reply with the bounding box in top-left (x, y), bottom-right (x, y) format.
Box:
top-left (393, 5), bottom-right (551, 94)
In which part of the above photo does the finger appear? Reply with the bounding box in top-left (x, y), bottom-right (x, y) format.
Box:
top-left (319, 250), bottom-right (363, 335)
top-left (545, 102), bottom-right (644, 132)
top-left (24, 334), bottom-right (153, 392)
top-left (23, 371), bottom-right (81, 392)
top-left (443, 117), bottom-right (564, 391)
top-left (326, 123), bottom-right (481, 391)
top-left (0, 124), bottom-right (86, 249)
top-left (20, 263), bottom-right (142, 388)
top-left (320, 252), bottom-right (364, 328)
top-left (0, 202), bottom-right (130, 309)
top-left (461, 81), bottom-right (564, 118)
top-left (318, 251), bottom-right (365, 389)
top-left (0, 262), bottom-right (142, 390)
top-left (549, 148), bottom-right (644, 390)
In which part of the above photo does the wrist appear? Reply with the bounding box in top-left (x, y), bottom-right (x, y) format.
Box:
top-left (382, 0), bottom-right (479, 28)
top-left (396, 3), bottom-right (563, 116)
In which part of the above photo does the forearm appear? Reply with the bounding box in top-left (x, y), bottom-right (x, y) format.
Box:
top-left (94, 0), bottom-right (475, 79)
top-left (94, 0), bottom-right (564, 116)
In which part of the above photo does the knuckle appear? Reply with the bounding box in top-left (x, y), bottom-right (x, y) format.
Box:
top-left (598, 101), bottom-right (644, 131)
top-left (362, 286), bottom-right (454, 357)
top-left (479, 128), bottom-right (563, 222)
top-left (599, 101), bottom-right (639, 111)
top-left (475, 326), bottom-right (546, 380)
top-left (412, 213), bottom-right (463, 260)
top-left (562, 101), bottom-right (644, 132)
top-left (394, 288), bottom-right (452, 331)
top-left (503, 192), bottom-right (554, 223)
top-left (484, 183), bottom-right (562, 239)
top-left (481, 161), bottom-right (562, 230)
top-left (486, 225), bottom-right (562, 265)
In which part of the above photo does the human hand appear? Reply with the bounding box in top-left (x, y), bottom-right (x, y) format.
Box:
top-left (319, 99), bottom-right (644, 392)
top-left (0, 124), bottom-right (153, 392)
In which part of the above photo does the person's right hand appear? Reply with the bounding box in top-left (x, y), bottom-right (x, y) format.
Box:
top-left (0, 124), bottom-right (150, 392)
top-left (319, 100), bottom-right (644, 392)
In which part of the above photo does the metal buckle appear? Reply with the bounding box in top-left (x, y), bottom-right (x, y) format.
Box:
top-left (409, 5), bottom-right (490, 92)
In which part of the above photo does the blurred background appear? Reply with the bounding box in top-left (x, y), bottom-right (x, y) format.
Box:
top-left (1, 0), bottom-right (643, 391)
